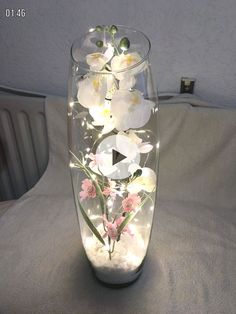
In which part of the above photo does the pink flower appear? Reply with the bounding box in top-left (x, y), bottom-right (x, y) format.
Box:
top-left (122, 194), bottom-right (141, 212)
top-left (103, 215), bottom-right (118, 240)
top-left (102, 180), bottom-right (117, 200)
top-left (116, 216), bottom-right (134, 237)
top-left (79, 178), bottom-right (96, 201)
top-left (103, 215), bottom-right (134, 240)
top-left (87, 153), bottom-right (99, 168)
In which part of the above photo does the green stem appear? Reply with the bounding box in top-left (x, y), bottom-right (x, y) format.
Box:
top-left (111, 33), bottom-right (120, 55)
top-left (108, 236), bottom-right (112, 260)
top-left (76, 195), bottom-right (105, 246)
top-left (111, 240), bottom-right (116, 253)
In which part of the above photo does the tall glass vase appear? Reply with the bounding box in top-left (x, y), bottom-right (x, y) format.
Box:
top-left (68, 25), bottom-right (159, 287)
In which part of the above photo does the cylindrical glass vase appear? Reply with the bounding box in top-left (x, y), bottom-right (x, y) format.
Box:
top-left (68, 25), bottom-right (159, 287)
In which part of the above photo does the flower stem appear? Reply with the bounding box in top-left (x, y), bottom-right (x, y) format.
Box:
top-left (111, 33), bottom-right (120, 55)
top-left (111, 240), bottom-right (116, 253)
top-left (108, 236), bottom-right (112, 260)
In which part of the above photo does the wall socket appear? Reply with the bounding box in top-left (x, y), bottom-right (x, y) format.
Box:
top-left (180, 77), bottom-right (195, 94)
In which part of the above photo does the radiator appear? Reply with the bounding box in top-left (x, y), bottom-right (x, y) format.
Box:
top-left (0, 89), bottom-right (49, 201)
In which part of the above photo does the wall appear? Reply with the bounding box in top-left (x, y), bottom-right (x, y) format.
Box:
top-left (0, 0), bottom-right (236, 106)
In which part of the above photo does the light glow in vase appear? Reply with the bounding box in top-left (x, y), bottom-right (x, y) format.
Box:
top-left (68, 25), bottom-right (159, 287)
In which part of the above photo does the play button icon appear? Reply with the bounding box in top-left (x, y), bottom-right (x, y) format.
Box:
top-left (96, 134), bottom-right (140, 180)
top-left (112, 149), bottom-right (127, 165)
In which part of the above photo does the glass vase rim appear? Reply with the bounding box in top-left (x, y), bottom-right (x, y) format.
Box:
top-left (70, 25), bottom-right (151, 75)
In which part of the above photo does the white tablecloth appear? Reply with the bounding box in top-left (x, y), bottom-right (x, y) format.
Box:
top-left (0, 95), bottom-right (235, 314)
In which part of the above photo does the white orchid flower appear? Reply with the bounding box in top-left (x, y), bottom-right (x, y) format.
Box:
top-left (119, 76), bottom-right (136, 90)
top-left (111, 89), bottom-right (154, 131)
top-left (86, 53), bottom-right (108, 71)
top-left (77, 74), bottom-right (107, 109)
top-left (115, 134), bottom-right (140, 163)
top-left (86, 45), bottom-right (114, 71)
top-left (77, 73), bottom-right (117, 133)
top-left (127, 165), bottom-right (156, 193)
top-left (118, 130), bottom-right (153, 153)
top-left (111, 52), bottom-right (147, 80)
top-left (89, 100), bottom-right (115, 134)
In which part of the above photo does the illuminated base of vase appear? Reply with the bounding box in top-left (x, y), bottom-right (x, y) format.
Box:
top-left (84, 232), bottom-right (147, 287)
top-left (91, 261), bottom-right (144, 288)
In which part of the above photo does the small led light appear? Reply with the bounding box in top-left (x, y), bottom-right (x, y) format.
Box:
top-left (69, 162), bottom-right (75, 168)
top-left (156, 142), bottom-right (160, 149)
top-left (69, 101), bottom-right (74, 108)
top-left (89, 27), bottom-right (95, 32)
